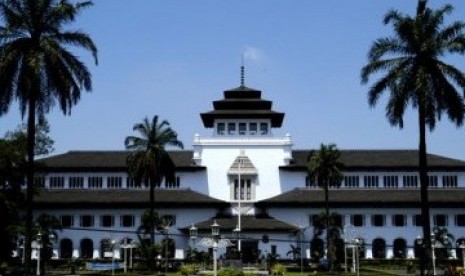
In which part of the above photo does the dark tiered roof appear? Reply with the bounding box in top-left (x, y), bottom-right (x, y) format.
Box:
top-left (180, 215), bottom-right (300, 232)
top-left (200, 85), bottom-right (285, 128)
top-left (35, 150), bottom-right (203, 172)
top-left (34, 188), bottom-right (228, 208)
top-left (256, 188), bottom-right (465, 208)
top-left (282, 150), bottom-right (465, 171)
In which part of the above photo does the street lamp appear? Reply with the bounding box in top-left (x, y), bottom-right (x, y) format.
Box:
top-left (36, 231), bottom-right (42, 276)
top-left (431, 233), bottom-right (437, 276)
top-left (111, 239), bottom-right (116, 276)
top-left (189, 224), bottom-right (198, 262)
top-left (211, 220), bottom-right (220, 276)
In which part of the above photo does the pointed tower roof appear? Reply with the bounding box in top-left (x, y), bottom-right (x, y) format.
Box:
top-left (200, 67), bottom-right (284, 128)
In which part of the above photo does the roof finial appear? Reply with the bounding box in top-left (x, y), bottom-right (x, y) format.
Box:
top-left (240, 54), bottom-right (245, 87)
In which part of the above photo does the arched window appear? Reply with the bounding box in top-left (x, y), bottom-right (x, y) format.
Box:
top-left (310, 238), bottom-right (324, 261)
top-left (393, 238), bottom-right (407, 258)
top-left (456, 238), bottom-right (465, 260)
top-left (372, 238), bottom-right (386, 259)
top-left (60, 239), bottom-right (73, 259)
top-left (80, 238), bottom-right (93, 259)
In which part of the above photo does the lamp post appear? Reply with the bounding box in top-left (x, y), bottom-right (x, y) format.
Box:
top-left (460, 241), bottom-right (465, 268)
top-left (190, 224), bottom-right (198, 262)
top-left (163, 226), bottom-right (170, 275)
top-left (36, 231), bottom-right (42, 276)
top-left (431, 233), bottom-right (436, 276)
top-left (111, 239), bottom-right (116, 276)
top-left (354, 238), bottom-right (361, 276)
top-left (211, 220), bottom-right (220, 276)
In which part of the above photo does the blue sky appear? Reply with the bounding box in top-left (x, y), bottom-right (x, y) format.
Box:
top-left (1, 0), bottom-right (465, 160)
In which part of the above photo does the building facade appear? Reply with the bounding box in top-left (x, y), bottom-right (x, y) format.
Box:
top-left (31, 81), bottom-right (465, 262)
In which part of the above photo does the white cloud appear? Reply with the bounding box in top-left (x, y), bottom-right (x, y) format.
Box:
top-left (243, 46), bottom-right (263, 62)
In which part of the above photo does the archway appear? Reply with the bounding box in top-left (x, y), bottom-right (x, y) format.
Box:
top-left (456, 238), bottom-right (465, 260)
top-left (100, 238), bottom-right (112, 258)
top-left (372, 238), bottom-right (386, 259)
top-left (60, 239), bottom-right (73, 259)
top-left (80, 238), bottom-right (93, 259)
top-left (393, 238), bottom-right (407, 258)
top-left (310, 238), bottom-right (324, 261)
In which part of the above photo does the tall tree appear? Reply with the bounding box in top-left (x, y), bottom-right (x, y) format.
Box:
top-left (361, 1), bottom-right (465, 274)
top-left (306, 143), bottom-right (343, 270)
top-left (0, 1), bottom-right (97, 273)
top-left (125, 115), bottom-right (183, 246)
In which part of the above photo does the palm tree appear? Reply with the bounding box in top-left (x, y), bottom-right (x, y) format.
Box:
top-left (0, 1), bottom-right (97, 273)
top-left (125, 115), bottom-right (183, 245)
top-left (361, 1), bottom-right (465, 273)
top-left (307, 143), bottom-right (343, 270)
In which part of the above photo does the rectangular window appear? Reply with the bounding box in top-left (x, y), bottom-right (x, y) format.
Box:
top-left (393, 214), bottom-right (406, 227)
top-left (310, 214), bottom-right (320, 227)
top-left (372, 214), bottom-right (385, 227)
top-left (69, 177), bottom-right (84, 189)
top-left (434, 214), bottom-right (448, 226)
top-left (413, 214), bottom-right (423, 226)
top-left (260, 123), bottom-right (268, 135)
top-left (443, 175), bottom-right (458, 188)
top-left (364, 175), bottom-right (379, 188)
top-left (80, 215), bottom-right (94, 227)
top-left (100, 215), bottom-right (114, 227)
top-left (249, 123), bottom-right (257, 135)
top-left (217, 123), bottom-right (225, 135)
top-left (234, 179), bottom-right (252, 200)
top-left (383, 176), bottom-right (399, 188)
top-left (428, 175), bottom-right (438, 188)
top-left (228, 123), bottom-right (236, 135)
top-left (456, 215), bottom-right (465, 226)
top-left (403, 175), bottom-right (418, 188)
top-left (61, 215), bottom-right (74, 227)
top-left (88, 176), bottom-right (103, 189)
top-left (350, 214), bottom-right (364, 227)
top-left (49, 176), bottom-right (64, 188)
top-left (305, 176), bottom-right (317, 188)
top-left (107, 176), bottom-right (122, 188)
top-left (271, 245), bottom-right (277, 255)
top-left (238, 123), bottom-right (247, 135)
top-left (34, 176), bottom-right (45, 187)
top-left (344, 176), bottom-right (359, 188)
top-left (161, 215), bottom-right (176, 226)
top-left (121, 215), bottom-right (135, 227)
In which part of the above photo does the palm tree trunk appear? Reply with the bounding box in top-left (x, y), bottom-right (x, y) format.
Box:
top-left (419, 105), bottom-right (431, 276)
top-left (149, 176), bottom-right (155, 245)
top-left (324, 183), bottom-right (330, 266)
top-left (24, 97), bottom-right (37, 276)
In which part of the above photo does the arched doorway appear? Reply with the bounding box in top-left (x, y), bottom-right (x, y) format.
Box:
top-left (414, 238), bottom-right (423, 259)
top-left (60, 239), bottom-right (73, 259)
top-left (80, 238), bottom-right (93, 259)
top-left (393, 238), bottom-right (407, 258)
top-left (372, 238), bottom-right (386, 259)
top-left (100, 238), bottom-right (112, 258)
top-left (310, 238), bottom-right (324, 261)
top-left (456, 238), bottom-right (465, 260)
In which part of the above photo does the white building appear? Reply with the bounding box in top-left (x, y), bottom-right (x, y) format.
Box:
top-left (32, 78), bottom-right (465, 263)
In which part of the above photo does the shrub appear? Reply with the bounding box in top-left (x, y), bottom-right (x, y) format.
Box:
top-left (218, 268), bottom-right (244, 276)
top-left (270, 263), bottom-right (287, 276)
top-left (179, 264), bottom-right (199, 276)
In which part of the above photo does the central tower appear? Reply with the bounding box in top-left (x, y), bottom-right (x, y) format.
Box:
top-left (193, 72), bottom-right (293, 204)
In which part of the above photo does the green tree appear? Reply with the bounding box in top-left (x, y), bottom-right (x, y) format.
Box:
top-left (0, 137), bottom-right (25, 264)
top-left (0, 0), bottom-right (97, 272)
top-left (361, 1), bottom-right (465, 273)
top-left (125, 116), bottom-right (183, 245)
top-left (306, 144), bottom-right (343, 270)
